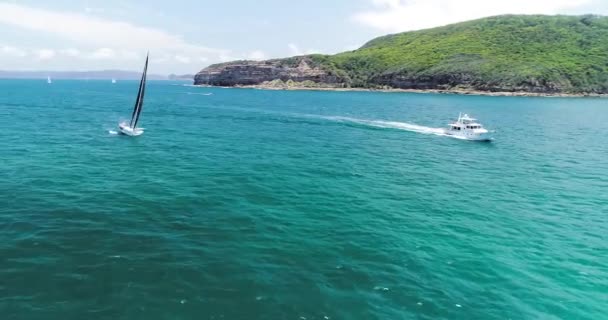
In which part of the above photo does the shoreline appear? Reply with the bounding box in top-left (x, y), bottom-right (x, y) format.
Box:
top-left (194, 84), bottom-right (607, 98)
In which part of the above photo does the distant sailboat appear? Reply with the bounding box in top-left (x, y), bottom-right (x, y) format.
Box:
top-left (118, 53), bottom-right (148, 136)
top-left (111, 78), bottom-right (116, 84)
top-left (47, 76), bottom-right (52, 84)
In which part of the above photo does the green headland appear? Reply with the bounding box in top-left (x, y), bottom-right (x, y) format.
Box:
top-left (195, 15), bottom-right (608, 95)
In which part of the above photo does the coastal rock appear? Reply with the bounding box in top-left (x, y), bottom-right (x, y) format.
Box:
top-left (370, 71), bottom-right (570, 93)
top-left (194, 57), bottom-right (347, 87)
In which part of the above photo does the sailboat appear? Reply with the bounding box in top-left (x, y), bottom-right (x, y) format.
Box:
top-left (47, 76), bottom-right (52, 84)
top-left (111, 78), bottom-right (116, 84)
top-left (118, 54), bottom-right (148, 136)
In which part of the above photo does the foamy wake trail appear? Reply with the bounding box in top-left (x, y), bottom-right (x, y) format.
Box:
top-left (321, 116), bottom-right (447, 136)
top-left (108, 130), bottom-right (118, 135)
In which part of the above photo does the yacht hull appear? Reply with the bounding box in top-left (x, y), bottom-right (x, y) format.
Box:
top-left (445, 132), bottom-right (492, 142)
top-left (118, 123), bottom-right (144, 136)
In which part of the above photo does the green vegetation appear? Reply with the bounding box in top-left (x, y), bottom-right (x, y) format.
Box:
top-left (307, 15), bottom-right (608, 93)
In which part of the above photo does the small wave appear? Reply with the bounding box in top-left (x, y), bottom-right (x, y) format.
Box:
top-left (108, 130), bottom-right (118, 135)
top-left (186, 92), bottom-right (213, 96)
top-left (320, 116), bottom-right (447, 137)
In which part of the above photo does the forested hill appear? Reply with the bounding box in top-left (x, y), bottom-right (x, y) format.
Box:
top-left (196, 15), bottom-right (608, 93)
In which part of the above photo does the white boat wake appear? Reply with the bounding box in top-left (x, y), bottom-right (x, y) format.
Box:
top-left (108, 130), bottom-right (118, 135)
top-left (320, 116), bottom-right (448, 137)
top-left (186, 92), bottom-right (213, 96)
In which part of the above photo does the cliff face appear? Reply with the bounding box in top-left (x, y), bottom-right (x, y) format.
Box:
top-left (194, 57), bottom-right (346, 86)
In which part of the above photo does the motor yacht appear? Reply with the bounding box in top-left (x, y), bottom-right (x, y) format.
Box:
top-left (445, 113), bottom-right (492, 141)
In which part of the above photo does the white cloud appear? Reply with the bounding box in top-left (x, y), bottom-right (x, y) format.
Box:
top-left (60, 48), bottom-right (81, 57)
top-left (90, 48), bottom-right (115, 59)
top-left (0, 3), bottom-right (287, 72)
top-left (84, 7), bottom-right (105, 14)
top-left (219, 54), bottom-right (240, 62)
top-left (0, 45), bottom-right (27, 57)
top-left (119, 50), bottom-right (140, 60)
top-left (37, 49), bottom-right (55, 60)
top-left (246, 50), bottom-right (266, 60)
top-left (175, 55), bottom-right (191, 63)
top-left (288, 43), bottom-right (301, 55)
top-left (353, 0), bottom-right (594, 32)
top-left (287, 43), bottom-right (320, 56)
top-left (58, 48), bottom-right (140, 61)
top-left (0, 3), bottom-right (228, 56)
top-left (151, 54), bottom-right (170, 64)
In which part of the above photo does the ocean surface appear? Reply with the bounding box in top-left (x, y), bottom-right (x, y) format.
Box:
top-left (1, 79), bottom-right (607, 320)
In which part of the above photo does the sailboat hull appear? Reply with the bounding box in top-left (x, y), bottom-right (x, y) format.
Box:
top-left (118, 122), bottom-right (144, 136)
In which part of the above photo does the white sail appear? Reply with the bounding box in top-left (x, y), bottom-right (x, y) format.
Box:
top-left (47, 76), bottom-right (52, 84)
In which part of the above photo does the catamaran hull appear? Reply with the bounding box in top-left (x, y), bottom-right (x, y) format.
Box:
top-left (118, 123), bottom-right (144, 136)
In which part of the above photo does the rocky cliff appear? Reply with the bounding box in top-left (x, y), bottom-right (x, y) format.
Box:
top-left (194, 57), bottom-right (347, 87)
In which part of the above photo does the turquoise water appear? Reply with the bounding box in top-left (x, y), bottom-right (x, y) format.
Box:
top-left (1, 79), bottom-right (607, 319)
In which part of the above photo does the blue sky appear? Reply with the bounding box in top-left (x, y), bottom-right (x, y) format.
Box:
top-left (1, 0), bottom-right (607, 74)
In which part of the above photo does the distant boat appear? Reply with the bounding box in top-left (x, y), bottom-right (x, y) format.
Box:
top-left (47, 76), bottom-right (52, 84)
top-left (118, 53), bottom-right (148, 137)
top-left (111, 78), bottom-right (116, 84)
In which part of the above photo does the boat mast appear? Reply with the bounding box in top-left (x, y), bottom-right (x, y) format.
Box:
top-left (133, 54), bottom-right (148, 129)
top-left (130, 53), bottom-right (149, 128)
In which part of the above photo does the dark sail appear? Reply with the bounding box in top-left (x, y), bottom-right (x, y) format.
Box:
top-left (130, 54), bottom-right (149, 128)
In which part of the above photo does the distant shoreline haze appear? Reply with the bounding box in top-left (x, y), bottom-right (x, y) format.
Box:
top-left (0, 70), bottom-right (193, 81)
